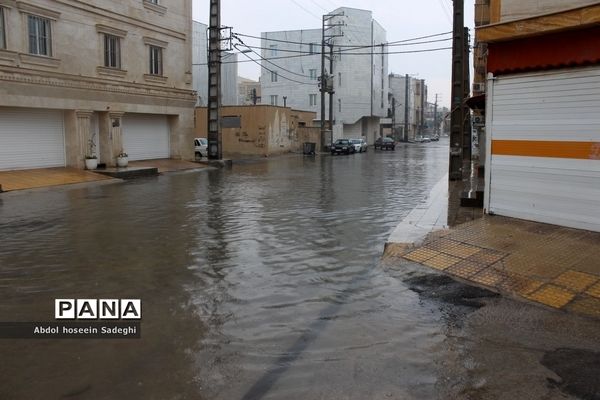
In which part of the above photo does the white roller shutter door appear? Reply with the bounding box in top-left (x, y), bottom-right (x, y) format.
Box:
top-left (0, 108), bottom-right (65, 170)
top-left (486, 67), bottom-right (600, 232)
top-left (122, 114), bottom-right (170, 161)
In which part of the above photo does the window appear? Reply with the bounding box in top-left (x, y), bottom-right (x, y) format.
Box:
top-left (269, 44), bottom-right (277, 56)
top-left (309, 43), bottom-right (317, 54)
top-left (338, 99), bottom-right (342, 112)
top-left (271, 71), bottom-right (278, 82)
top-left (270, 95), bottom-right (278, 106)
top-left (28, 15), bottom-right (52, 56)
top-left (309, 69), bottom-right (317, 80)
top-left (338, 72), bottom-right (342, 87)
top-left (147, 0), bottom-right (159, 3)
top-left (309, 94), bottom-right (317, 106)
top-left (149, 45), bottom-right (162, 75)
top-left (0, 8), bottom-right (5, 50)
top-left (103, 34), bottom-right (121, 69)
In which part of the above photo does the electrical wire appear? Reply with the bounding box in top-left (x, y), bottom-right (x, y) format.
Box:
top-left (237, 37), bottom-right (452, 54)
top-left (233, 31), bottom-right (452, 48)
top-left (288, 0), bottom-right (321, 20)
top-left (192, 45), bottom-right (452, 66)
top-left (236, 48), bottom-right (316, 86)
top-left (233, 37), bottom-right (315, 79)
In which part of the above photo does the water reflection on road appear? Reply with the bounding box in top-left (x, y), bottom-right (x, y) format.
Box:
top-left (0, 141), bottom-right (451, 399)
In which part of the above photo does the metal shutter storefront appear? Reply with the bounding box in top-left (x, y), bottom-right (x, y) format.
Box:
top-left (122, 114), bottom-right (170, 161)
top-left (0, 108), bottom-right (65, 170)
top-left (485, 66), bottom-right (600, 232)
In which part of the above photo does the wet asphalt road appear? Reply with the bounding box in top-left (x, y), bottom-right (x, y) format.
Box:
top-left (1, 139), bottom-right (599, 400)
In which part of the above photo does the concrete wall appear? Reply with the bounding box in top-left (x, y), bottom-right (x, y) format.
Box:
top-left (0, 0), bottom-right (196, 167)
top-left (192, 21), bottom-right (238, 106)
top-left (500, 0), bottom-right (599, 21)
top-left (195, 105), bottom-right (318, 158)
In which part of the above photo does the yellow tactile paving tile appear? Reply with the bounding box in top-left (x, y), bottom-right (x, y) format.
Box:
top-left (471, 267), bottom-right (507, 287)
top-left (467, 249), bottom-right (507, 266)
top-left (446, 260), bottom-right (488, 279)
top-left (439, 242), bottom-right (481, 259)
top-left (565, 296), bottom-right (600, 319)
top-left (498, 274), bottom-right (545, 296)
top-left (526, 284), bottom-right (576, 309)
top-left (585, 282), bottom-right (600, 299)
top-left (553, 270), bottom-right (599, 292)
top-left (403, 248), bottom-right (439, 263)
top-left (0, 167), bottom-right (111, 191)
top-left (422, 253), bottom-right (461, 271)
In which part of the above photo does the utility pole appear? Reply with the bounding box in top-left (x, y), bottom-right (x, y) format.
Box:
top-left (404, 74), bottom-right (409, 142)
top-left (391, 97), bottom-right (396, 140)
top-left (449, 0), bottom-right (465, 180)
top-left (434, 94), bottom-right (439, 137)
top-left (462, 27), bottom-right (472, 168)
top-left (207, 0), bottom-right (222, 160)
top-left (319, 11), bottom-right (344, 149)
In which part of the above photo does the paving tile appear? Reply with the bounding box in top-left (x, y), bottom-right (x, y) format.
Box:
top-left (498, 274), bottom-right (545, 296)
top-left (446, 260), bottom-right (488, 279)
top-left (438, 242), bottom-right (481, 259)
top-left (585, 282), bottom-right (600, 299)
top-left (526, 284), bottom-right (575, 309)
top-left (471, 267), bottom-right (507, 287)
top-left (422, 253), bottom-right (461, 271)
top-left (552, 270), bottom-right (598, 293)
top-left (403, 248), bottom-right (439, 263)
top-left (466, 249), bottom-right (507, 266)
top-left (564, 295), bottom-right (600, 319)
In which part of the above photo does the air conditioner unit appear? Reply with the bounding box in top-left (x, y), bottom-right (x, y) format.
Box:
top-left (473, 83), bottom-right (486, 93)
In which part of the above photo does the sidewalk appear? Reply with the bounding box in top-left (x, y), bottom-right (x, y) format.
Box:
top-left (0, 167), bottom-right (112, 192)
top-left (385, 177), bottom-right (600, 320)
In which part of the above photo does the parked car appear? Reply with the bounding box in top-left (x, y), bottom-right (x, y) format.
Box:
top-left (415, 136), bottom-right (431, 143)
top-left (374, 137), bottom-right (396, 151)
top-left (431, 135), bottom-right (440, 141)
top-left (350, 138), bottom-right (368, 153)
top-left (194, 138), bottom-right (208, 158)
top-left (331, 139), bottom-right (355, 155)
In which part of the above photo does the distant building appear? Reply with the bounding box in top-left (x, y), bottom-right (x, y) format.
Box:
top-left (260, 7), bottom-right (388, 145)
top-left (477, 0), bottom-right (600, 232)
top-left (192, 21), bottom-right (238, 107)
top-left (238, 77), bottom-right (261, 105)
top-left (388, 74), bottom-right (427, 141)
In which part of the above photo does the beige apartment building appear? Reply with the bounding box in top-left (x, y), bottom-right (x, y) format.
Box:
top-left (0, 0), bottom-right (196, 170)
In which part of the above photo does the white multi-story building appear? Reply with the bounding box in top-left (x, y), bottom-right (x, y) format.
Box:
top-left (260, 7), bottom-right (388, 145)
top-left (192, 21), bottom-right (238, 107)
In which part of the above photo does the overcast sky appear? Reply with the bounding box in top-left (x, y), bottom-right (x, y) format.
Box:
top-left (192, 0), bottom-right (475, 108)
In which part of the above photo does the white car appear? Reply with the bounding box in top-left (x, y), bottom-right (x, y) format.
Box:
top-left (350, 138), bottom-right (368, 153)
top-left (194, 138), bottom-right (208, 158)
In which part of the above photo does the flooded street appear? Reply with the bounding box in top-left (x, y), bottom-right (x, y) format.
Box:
top-left (1, 139), bottom-right (599, 400)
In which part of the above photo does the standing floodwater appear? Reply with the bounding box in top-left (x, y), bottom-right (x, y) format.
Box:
top-left (2, 139), bottom-right (599, 400)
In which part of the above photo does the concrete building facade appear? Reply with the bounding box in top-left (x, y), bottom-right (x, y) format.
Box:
top-left (192, 20), bottom-right (238, 107)
top-left (0, 0), bottom-right (196, 170)
top-left (260, 7), bottom-right (388, 145)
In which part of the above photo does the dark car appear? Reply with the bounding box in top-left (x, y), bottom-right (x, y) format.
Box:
top-left (374, 137), bottom-right (396, 151)
top-left (331, 139), bottom-right (355, 155)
